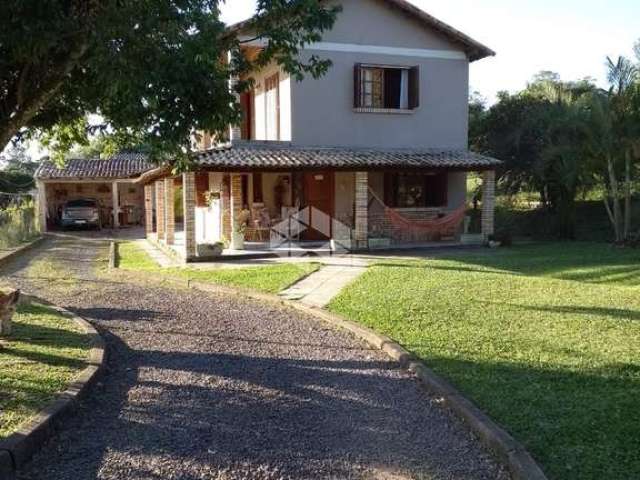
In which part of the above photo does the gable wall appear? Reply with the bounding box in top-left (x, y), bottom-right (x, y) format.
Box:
top-left (288, 0), bottom-right (470, 149)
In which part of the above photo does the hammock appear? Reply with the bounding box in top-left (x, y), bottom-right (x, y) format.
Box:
top-left (368, 188), bottom-right (466, 238)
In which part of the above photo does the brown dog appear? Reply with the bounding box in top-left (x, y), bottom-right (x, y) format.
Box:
top-left (0, 289), bottom-right (20, 336)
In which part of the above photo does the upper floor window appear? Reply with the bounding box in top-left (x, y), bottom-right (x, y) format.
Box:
top-left (354, 64), bottom-right (420, 111)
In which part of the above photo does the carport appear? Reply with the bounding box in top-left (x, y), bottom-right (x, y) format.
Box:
top-left (34, 153), bottom-right (154, 232)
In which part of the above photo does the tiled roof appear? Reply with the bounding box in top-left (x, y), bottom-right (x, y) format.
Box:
top-left (194, 142), bottom-right (501, 171)
top-left (35, 153), bottom-right (154, 180)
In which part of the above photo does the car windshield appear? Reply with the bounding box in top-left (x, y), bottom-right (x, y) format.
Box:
top-left (66, 200), bottom-right (97, 208)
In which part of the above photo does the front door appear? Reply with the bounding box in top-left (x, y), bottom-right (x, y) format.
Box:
top-left (303, 171), bottom-right (334, 241)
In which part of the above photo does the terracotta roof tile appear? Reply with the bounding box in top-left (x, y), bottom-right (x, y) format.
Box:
top-left (35, 153), bottom-right (153, 180)
top-left (194, 142), bottom-right (501, 171)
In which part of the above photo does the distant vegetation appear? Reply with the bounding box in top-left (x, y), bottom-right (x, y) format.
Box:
top-left (470, 40), bottom-right (640, 243)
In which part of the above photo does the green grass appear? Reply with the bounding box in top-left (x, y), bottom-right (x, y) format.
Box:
top-left (328, 243), bottom-right (640, 480)
top-left (0, 304), bottom-right (91, 438)
top-left (117, 241), bottom-right (319, 294)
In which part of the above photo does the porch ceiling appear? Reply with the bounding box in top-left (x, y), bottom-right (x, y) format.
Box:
top-left (194, 142), bottom-right (502, 172)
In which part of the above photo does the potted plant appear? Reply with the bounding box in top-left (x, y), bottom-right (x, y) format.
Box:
top-left (231, 223), bottom-right (246, 250)
top-left (196, 241), bottom-right (225, 257)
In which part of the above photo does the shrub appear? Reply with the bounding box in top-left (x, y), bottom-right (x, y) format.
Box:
top-left (0, 202), bottom-right (38, 249)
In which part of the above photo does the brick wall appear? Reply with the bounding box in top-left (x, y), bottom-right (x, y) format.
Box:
top-left (183, 172), bottom-right (197, 259)
top-left (155, 180), bottom-right (165, 239)
top-left (164, 178), bottom-right (175, 244)
top-left (144, 184), bottom-right (154, 236)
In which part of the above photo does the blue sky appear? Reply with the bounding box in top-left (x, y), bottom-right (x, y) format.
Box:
top-left (221, 0), bottom-right (640, 103)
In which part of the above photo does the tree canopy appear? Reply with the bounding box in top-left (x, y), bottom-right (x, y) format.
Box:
top-left (0, 0), bottom-right (340, 165)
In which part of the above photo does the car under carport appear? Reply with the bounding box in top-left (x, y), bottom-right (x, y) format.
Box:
top-left (34, 153), bottom-right (154, 231)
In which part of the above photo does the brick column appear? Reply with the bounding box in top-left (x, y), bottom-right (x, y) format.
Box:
top-left (36, 180), bottom-right (48, 233)
top-left (112, 182), bottom-right (120, 229)
top-left (229, 174), bottom-right (243, 248)
top-left (155, 180), bottom-right (165, 240)
top-left (144, 184), bottom-right (154, 237)
top-left (354, 171), bottom-right (369, 250)
top-left (221, 175), bottom-right (231, 241)
top-left (164, 178), bottom-right (175, 244)
top-left (481, 170), bottom-right (496, 239)
top-left (183, 172), bottom-right (197, 260)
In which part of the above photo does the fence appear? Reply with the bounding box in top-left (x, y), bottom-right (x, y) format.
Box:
top-left (0, 197), bottom-right (39, 249)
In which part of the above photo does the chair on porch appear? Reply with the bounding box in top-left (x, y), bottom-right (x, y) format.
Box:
top-left (246, 207), bottom-right (272, 242)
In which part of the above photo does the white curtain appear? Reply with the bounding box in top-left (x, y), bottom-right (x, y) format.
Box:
top-left (400, 69), bottom-right (409, 109)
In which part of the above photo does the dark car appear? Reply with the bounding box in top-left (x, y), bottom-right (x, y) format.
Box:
top-left (60, 199), bottom-right (101, 229)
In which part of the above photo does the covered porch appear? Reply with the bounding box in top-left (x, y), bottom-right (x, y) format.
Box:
top-left (143, 143), bottom-right (499, 262)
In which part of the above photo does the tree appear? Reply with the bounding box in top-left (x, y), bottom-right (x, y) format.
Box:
top-left (0, 1), bottom-right (340, 165)
top-left (0, 145), bottom-right (37, 192)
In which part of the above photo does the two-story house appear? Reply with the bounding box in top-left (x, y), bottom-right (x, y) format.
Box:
top-left (137, 0), bottom-right (501, 261)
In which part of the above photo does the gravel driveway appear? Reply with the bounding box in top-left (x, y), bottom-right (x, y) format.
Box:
top-left (2, 235), bottom-right (507, 480)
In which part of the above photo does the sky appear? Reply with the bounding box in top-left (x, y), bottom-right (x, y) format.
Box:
top-left (220, 0), bottom-right (640, 104)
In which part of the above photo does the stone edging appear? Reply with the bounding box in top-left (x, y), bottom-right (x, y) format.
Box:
top-left (0, 298), bottom-right (106, 479)
top-left (189, 280), bottom-right (548, 480)
top-left (0, 237), bottom-right (45, 269)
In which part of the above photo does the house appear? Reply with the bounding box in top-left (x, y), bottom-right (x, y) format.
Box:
top-left (35, 153), bottom-right (152, 230)
top-left (37, 0), bottom-right (501, 261)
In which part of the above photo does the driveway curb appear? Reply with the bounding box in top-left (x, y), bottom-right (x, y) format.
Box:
top-left (0, 236), bottom-right (45, 268)
top-left (190, 280), bottom-right (548, 480)
top-left (0, 298), bottom-right (106, 478)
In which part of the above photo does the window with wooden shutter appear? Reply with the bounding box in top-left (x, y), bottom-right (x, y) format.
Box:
top-left (354, 64), bottom-right (419, 111)
top-left (408, 66), bottom-right (420, 109)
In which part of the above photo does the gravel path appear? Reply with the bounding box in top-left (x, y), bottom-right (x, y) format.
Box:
top-left (2, 235), bottom-right (507, 480)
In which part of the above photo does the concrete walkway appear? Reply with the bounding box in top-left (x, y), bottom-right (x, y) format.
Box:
top-left (279, 260), bottom-right (368, 308)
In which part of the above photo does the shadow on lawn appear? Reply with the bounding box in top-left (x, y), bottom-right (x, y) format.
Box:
top-left (18, 331), bottom-right (495, 480)
top-left (512, 303), bottom-right (640, 322)
top-left (430, 243), bottom-right (640, 287)
top-left (419, 355), bottom-right (640, 480)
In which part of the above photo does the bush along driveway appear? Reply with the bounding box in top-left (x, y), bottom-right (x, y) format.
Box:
top-left (0, 236), bottom-right (506, 479)
top-left (329, 242), bottom-right (640, 480)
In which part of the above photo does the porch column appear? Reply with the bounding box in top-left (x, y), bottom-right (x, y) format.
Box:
top-left (354, 171), bottom-right (369, 250)
top-left (144, 184), bottom-right (154, 237)
top-left (155, 180), bottom-right (165, 240)
top-left (481, 170), bottom-right (496, 239)
top-left (221, 175), bottom-right (232, 240)
top-left (164, 178), bottom-right (175, 244)
top-left (183, 172), bottom-right (197, 260)
top-left (229, 174), bottom-right (243, 248)
top-left (36, 180), bottom-right (48, 233)
top-left (112, 182), bottom-right (120, 229)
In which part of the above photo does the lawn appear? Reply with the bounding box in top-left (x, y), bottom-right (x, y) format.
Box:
top-left (329, 243), bottom-right (640, 480)
top-left (117, 241), bottom-right (319, 294)
top-left (0, 303), bottom-right (92, 438)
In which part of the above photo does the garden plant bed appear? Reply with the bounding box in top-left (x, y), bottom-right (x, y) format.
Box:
top-left (329, 243), bottom-right (640, 480)
top-left (117, 241), bottom-right (320, 294)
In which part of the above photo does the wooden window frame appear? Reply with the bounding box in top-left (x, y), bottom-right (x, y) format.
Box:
top-left (384, 172), bottom-right (447, 208)
top-left (354, 64), bottom-right (420, 112)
